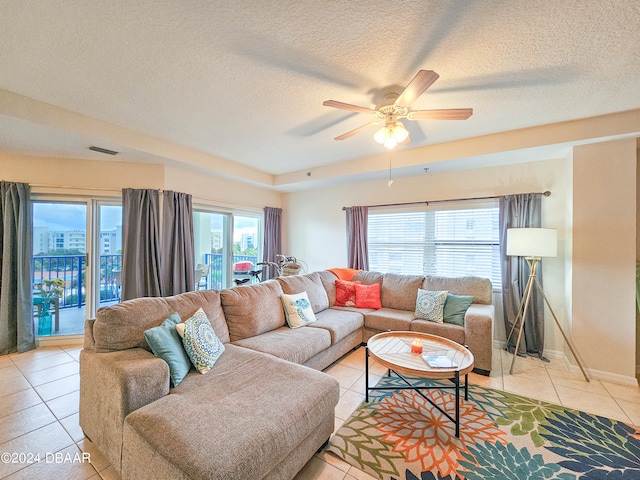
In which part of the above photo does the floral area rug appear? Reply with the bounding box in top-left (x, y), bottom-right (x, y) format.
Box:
top-left (327, 375), bottom-right (640, 479)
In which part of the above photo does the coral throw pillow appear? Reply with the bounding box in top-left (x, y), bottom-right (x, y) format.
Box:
top-left (355, 283), bottom-right (382, 309)
top-left (335, 279), bottom-right (361, 307)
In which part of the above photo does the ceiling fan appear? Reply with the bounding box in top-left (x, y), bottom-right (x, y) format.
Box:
top-left (323, 70), bottom-right (472, 149)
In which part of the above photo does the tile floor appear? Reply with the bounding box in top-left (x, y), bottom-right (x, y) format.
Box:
top-left (1, 344), bottom-right (639, 480)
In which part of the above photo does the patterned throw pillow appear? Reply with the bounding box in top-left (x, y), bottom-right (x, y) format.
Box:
top-left (334, 279), bottom-right (361, 307)
top-left (354, 283), bottom-right (382, 309)
top-left (281, 292), bottom-right (317, 328)
top-left (415, 289), bottom-right (449, 323)
top-left (144, 312), bottom-right (192, 387)
top-left (175, 308), bottom-right (225, 374)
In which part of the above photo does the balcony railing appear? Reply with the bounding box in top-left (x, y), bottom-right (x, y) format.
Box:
top-left (32, 254), bottom-right (122, 309)
top-left (33, 253), bottom-right (257, 309)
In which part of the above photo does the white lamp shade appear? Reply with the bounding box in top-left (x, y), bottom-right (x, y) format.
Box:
top-left (506, 228), bottom-right (557, 258)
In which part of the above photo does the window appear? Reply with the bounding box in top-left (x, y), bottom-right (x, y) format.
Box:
top-left (368, 202), bottom-right (501, 287)
top-left (32, 199), bottom-right (122, 337)
top-left (192, 209), bottom-right (262, 290)
top-left (193, 210), bottom-right (232, 290)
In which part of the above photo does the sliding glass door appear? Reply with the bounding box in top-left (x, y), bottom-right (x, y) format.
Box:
top-left (194, 210), bottom-right (232, 290)
top-left (193, 209), bottom-right (263, 290)
top-left (94, 203), bottom-right (123, 309)
top-left (33, 201), bottom-right (88, 336)
top-left (232, 214), bottom-right (262, 284)
top-left (32, 199), bottom-right (122, 337)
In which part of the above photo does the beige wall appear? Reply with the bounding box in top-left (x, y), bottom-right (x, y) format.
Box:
top-left (0, 155), bottom-right (282, 210)
top-left (286, 148), bottom-right (639, 382)
top-left (572, 139), bottom-right (637, 379)
top-left (284, 157), bottom-right (569, 351)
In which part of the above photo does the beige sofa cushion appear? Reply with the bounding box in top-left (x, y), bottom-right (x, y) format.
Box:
top-left (311, 309), bottom-right (364, 344)
top-left (93, 290), bottom-right (229, 353)
top-left (277, 272), bottom-right (330, 313)
top-left (123, 344), bottom-right (339, 480)
top-left (381, 273), bottom-right (424, 311)
top-left (423, 276), bottom-right (493, 305)
top-left (319, 270), bottom-right (340, 306)
top-left (232, 326), bottom-right (331, 364)
top-left (364, 308), bottom-right (414, 332)
top-left (221, 280), bottom-right (285, 342)
top-left (410, 319), bottom-right (466, 345)
top-left (352, 271), bottom-right (384, 286)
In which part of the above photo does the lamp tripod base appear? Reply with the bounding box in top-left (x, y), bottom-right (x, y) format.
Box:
top-left (506, 257), bottom-right (590, 382)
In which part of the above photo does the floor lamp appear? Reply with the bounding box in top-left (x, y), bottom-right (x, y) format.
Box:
top-left (506, 228), bottom-right (590, 382)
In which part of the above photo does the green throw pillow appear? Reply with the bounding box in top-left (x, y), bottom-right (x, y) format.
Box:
top-left (176, 308), bottom-right (225, 374)
top-left (443, 294), bottom-right (474, 326)
top-left (414, 289), bottom-right (448, 323)
top-left (144, 312), bottom-right (191, 388)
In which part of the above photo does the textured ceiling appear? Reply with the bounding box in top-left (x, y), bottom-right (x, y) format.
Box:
top-left (1, 0), bottom-right (640, 189)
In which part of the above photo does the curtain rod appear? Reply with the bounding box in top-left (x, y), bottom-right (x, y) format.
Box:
top-left (342, 191), bottom-right (551, 210)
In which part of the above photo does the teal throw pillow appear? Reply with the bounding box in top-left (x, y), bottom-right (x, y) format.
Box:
top-left (144, 312), bottom-right (191, 388)
top-left (443, 294), bottom-right (474, 326)
top-left (176, 308), bottom-right (225, 373)
top-left (414, 289), bottom-right (448, 323)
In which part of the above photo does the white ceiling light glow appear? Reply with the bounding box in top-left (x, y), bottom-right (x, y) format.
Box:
top-left (373, 121), bottom-right (409, 149)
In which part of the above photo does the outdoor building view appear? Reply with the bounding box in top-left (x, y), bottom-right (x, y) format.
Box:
top-left (34, 204), bottom-right (262, 338)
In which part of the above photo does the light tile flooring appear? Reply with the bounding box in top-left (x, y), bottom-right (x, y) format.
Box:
top-left (1, 344), bottom-right (640, 480)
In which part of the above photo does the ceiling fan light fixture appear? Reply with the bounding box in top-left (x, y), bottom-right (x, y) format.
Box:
top-left (384, 137), bottom-right (397, 149)
top-left (373, 126), bottom-right (390, 145)
top-left (392, 121), bottom-right (409, 143)
top-left (374, 121), bottom-right (407, 149)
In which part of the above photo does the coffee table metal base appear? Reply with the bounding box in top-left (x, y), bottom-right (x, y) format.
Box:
top-left (365, 347), bottom-right (469, 438)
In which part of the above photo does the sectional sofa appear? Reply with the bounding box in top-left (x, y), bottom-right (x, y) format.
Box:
top-left (79, 270), bottom-right (494, 479)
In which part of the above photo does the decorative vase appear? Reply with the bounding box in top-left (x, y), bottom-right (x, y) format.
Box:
top-left (38, 302), bottom-right (52, 336)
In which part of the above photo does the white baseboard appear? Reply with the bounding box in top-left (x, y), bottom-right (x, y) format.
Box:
top-left (492, 340), bottom-right (638, 387)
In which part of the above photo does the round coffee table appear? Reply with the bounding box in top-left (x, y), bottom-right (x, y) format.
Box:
top-left (365, 331), bottom-right (475, 437)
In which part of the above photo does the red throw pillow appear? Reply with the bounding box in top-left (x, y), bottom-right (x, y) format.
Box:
top-left (335, 279), bottom-right (361, 307)
top-left (355, 283), bottom-right (382, 309)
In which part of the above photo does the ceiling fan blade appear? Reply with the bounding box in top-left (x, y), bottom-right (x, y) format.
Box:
top-left (394, 70), bottom-right (440, 107)
top-left (323, 100), bottom-right (376, 114)
top-left (409, 108), bottom-right (473, 120)
top-left (334, 121), bottom-right (380, 140)
top-left (399, 134), bottom-right (412, 146)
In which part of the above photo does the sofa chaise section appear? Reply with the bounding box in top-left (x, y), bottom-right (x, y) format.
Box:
top-left (121, 344), bottom-right (338, 480)
top-left (80, 290), bottom-right (230, 472)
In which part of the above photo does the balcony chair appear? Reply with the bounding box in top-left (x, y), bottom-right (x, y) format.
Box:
top-left (195, 264), bottom-right (210, 290)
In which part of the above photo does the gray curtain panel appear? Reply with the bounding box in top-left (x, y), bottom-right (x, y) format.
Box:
top-left (345, 206), bottom-right (369, 270)
top-left (499, 193), bottom-right (544, 358)
top-left (262, 207), bottom-right (282, 280)
top-left (161, 191), bottom-right (195, 295)
top-left (121, 188), bottom-right (162, 300)
top-left (0, 181), bottom-right (35, 355)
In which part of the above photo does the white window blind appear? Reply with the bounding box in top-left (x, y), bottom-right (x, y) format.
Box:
top-left (368, 202), bottom-right (501, 287)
